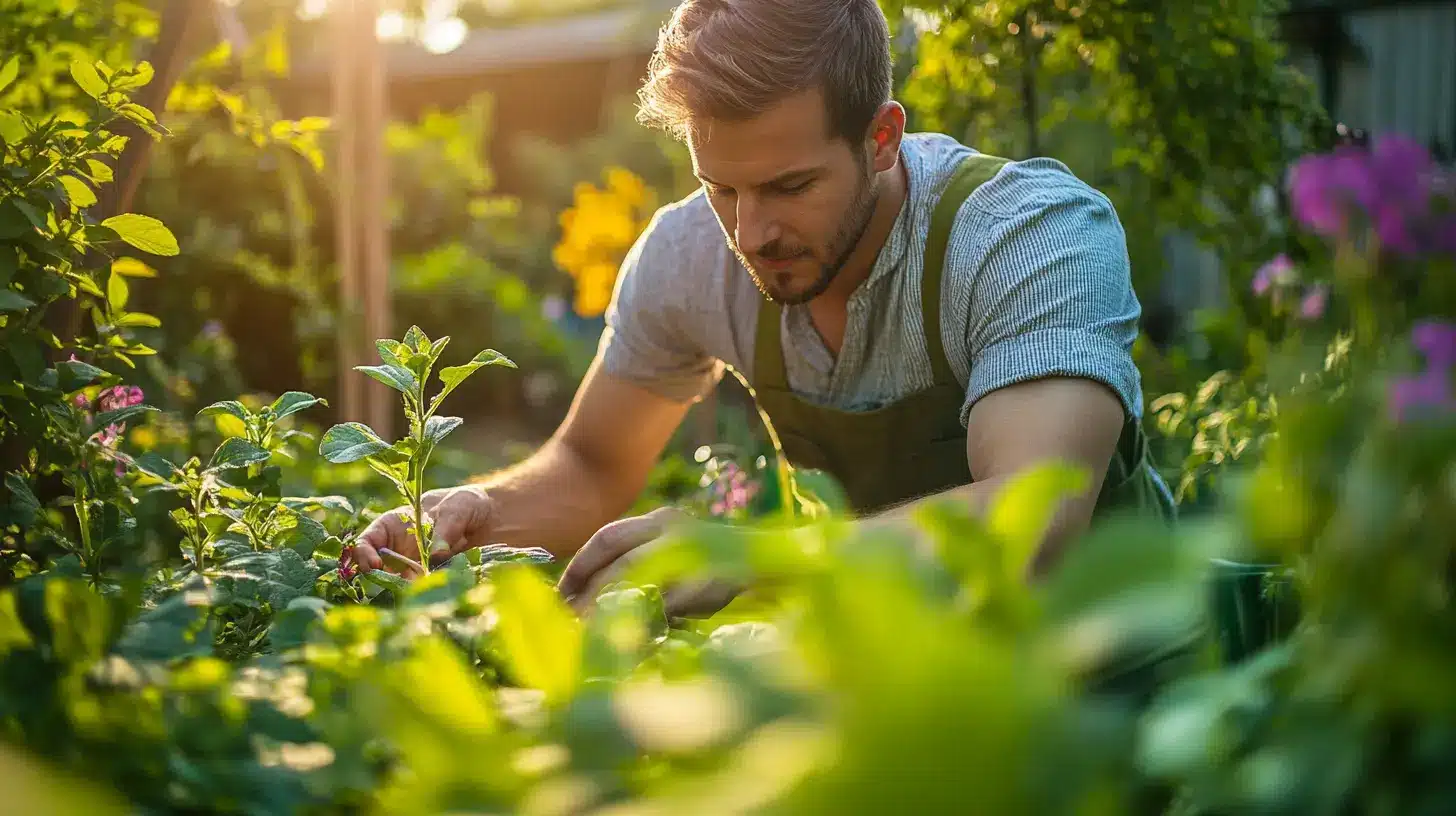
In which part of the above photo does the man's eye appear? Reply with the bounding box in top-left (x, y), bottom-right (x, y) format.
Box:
top-left (778, 180), bottom-right (813, 196)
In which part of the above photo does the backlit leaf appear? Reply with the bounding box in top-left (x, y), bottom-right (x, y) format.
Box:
top-left (431, 348), bottom-right (515, 413)
top-left (492, 564), bottom-right (582, 706)
top-left (59, 175), bottom-right (96, 208)
top-left (0, 56), bottom-right (18, 94)
top-left (69, 59), bottom-right (107, 99)
top-left (111, 257), bottom-right (154, 277)
top-left (114, 312), bottom-right (161, 328)
top-left (986, 462), bottom-right (1090, 581)
top-left (106, 271), bottom-right (128, 310)
top-left (100, 213), bottom-right (178, 256)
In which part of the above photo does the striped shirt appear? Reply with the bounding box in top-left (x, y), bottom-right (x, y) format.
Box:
top-left (597, 132), bottom-right (1144, 426)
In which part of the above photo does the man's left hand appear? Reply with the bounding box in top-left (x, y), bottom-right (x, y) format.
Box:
top-left (556, 506), bottom-right (741, 618)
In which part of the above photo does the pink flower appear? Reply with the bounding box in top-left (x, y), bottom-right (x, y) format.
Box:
top-left (1298, 284), bottom-right (1328, 320)
top-left (338, 545), bottom-right (359, 582)
top-left (73, 393), bottom-right (90, 409)
top-left (1252, 254), bottom-right (1298, 295)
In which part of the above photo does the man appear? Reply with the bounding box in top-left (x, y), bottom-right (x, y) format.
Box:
top-left (353, 0), bottom-right (1173, 612)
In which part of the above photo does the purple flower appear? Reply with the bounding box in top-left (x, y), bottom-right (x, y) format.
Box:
top-left (201, 320), bottom-right (224, 339)
top-left (1298, 283), bottom-right (1328, 320)
top-left (1412, 321), bottom-right (1456, 369)
top-left (73, 393), bottom-right (90, 409)
top-left (1288, 134), bottom-right (1452, 257)
top-left (1388, 320), bottom-right (1456, 423)
top-left (1253, 254), bottom-right (1298, 295)
top-left (1388, 368), bottom-right (1453, 423)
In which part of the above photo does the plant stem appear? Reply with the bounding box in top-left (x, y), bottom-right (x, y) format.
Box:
top-left (73, 481), bottom-right (94, 571)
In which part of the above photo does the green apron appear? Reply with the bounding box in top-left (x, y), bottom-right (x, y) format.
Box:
top-left (749, 152), bottom-right (1177, 522)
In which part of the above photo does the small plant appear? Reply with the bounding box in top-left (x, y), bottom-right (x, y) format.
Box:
top-left (319, 326), bottom-right (515, 576)
top-left (139, 391), bottom-right (331, 573)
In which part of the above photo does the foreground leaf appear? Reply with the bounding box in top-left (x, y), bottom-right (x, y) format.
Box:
top-left (356, 363), bottom-right (416, 394)
top-left (492, 565), bottom-right (582, 706)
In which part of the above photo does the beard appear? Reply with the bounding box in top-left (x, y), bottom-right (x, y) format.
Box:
top-left (733, 171), bottom-right (880, 307)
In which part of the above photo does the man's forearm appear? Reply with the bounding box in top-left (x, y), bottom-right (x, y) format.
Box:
top-left (469, 438), bottom-right (640, 559)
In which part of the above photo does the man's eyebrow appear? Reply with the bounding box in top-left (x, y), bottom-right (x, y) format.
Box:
top-left (696, 166), bottom-right (825, 190)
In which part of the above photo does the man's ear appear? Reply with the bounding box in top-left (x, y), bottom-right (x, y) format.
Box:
top-left (867, 101), bottom-right (906, 173)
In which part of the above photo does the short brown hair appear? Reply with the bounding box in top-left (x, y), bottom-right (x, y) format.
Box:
top-left (636, 0), bottom-right (893, 145)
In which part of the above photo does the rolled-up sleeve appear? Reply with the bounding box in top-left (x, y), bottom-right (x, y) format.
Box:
top-left (958, 175), bottom-right (1143, 426)
top-left (597, 206), bottom-right (723, 403)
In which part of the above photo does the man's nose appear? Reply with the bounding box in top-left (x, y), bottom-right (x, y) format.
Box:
top-left (735, 196), bottom-right (780, 255)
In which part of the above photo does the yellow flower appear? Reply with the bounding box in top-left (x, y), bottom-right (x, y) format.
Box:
top-left (552, 167), bottom-right (657, 318)
top-left (130, 427), bottom-right (158, 450)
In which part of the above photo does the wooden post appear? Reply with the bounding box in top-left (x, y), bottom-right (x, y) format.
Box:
top-left (359, 0), bottom-right (393, 439)
top-left (331, 0), bottom-right (391, 438)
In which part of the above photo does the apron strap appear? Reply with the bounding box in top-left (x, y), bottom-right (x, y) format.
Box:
top-left (753, 299), bottom-right (789, 391)
top-left (923, 153), bottom-right (1011, 387)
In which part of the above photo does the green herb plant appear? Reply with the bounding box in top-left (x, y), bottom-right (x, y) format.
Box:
top-left (319, 326), bottom-right (515, 577)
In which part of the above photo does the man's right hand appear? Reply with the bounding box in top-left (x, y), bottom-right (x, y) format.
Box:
top-left (352, 484), bottom-right (497, 575)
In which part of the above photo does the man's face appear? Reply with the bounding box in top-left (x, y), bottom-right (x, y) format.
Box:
top-left (689, 90), bottom-right (879, 305)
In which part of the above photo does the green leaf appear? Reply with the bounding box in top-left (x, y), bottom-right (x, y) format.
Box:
top-left (0, 201), bottom-right (32, 239)
top-left (0, 56), bottom-right (18, 94)
top-left (269, 391), bottom-right (326, 419)
top-left (106, 269), bottom-right (128, 310)
top-left (402, 325), bottom-right (429, 352)
top-left (0, 289), bottom-right (35, 311)
top-left (0, 113), bottom-right (24, 144)
top-left (69, 59), bottom-right (107, 99)
top-left (110, 257), bottom-right (154, 278)
top-left (209, 437), bottom-right (271, 470)
top-left (134, 453), bottom-right (178, 479)
top-left (57, 359), bottom-right (106, 391)
top-left (114, 583), bottom-right (215, 661)
top-left (423, 415), bottom-right (463, 447)
top-left (432, 348), bottom-right (515, 412)
top-left (319, 422), bottom-right (391, 464)
top-left (0, 246), bottom-right (16, 286)
top-left (112, 61), bottom-right (154, 90)
top-left (100, 214), bottom-right (178, 256)
top-left (986, 462), bottom-right (1091, 581)
top-left (492, 565), bottom-right (582, 706)
top-left (86, 159), bottom-right (114, 183)
top-left (375, 339), bottom-right (406, 367)
top-left (114, 312), bottom-right (161, 328)
top-left (355, 363), bottom-right (416, 394)
top-left (59, 175), bottom-right (96, 208)
top-left (197, 400), bottom-right (249, 421)
top-left (13, 199), bottom-right (46, 231)
top-left (76, 274), bottom-right (103, 297)
top-left (91, 403), bottom-right (157, 431)
top-left (281, 495), bottom-right (354, 516)
top-left (4, 473), bottom-right (41, 524)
